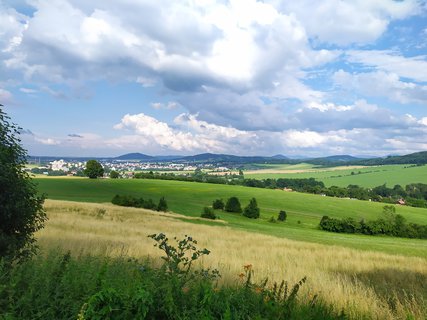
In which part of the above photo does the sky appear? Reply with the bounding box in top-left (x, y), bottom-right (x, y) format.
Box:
top-left (1, 0), bottom-right (427, 157)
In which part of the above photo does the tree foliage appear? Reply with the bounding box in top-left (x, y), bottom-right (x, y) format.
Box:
top-left (319, 205), bottom-right (427, 239)
top-left (109, 170), bottom-right (119, 179)
top-left (84, 160), bottom-right (104, 179)
top-left (243, 197), bottom-right (260, 219)
top-left (157, 196), bottom-right (168, 212)
top-left (225, 196), bottom-right (242, 213)
top-left (212, 199), bottom-right (224, 210)
top-left (0, 108), bottom-right (46, 261)
top-left (278, 210), bottom-right (287, 222)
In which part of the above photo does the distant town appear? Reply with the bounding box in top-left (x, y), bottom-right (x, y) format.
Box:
top-left (26, 157), bottom-right (232, 178)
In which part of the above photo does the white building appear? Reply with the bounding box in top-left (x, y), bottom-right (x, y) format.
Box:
top-left (51, 160), bottom-right (67, 171)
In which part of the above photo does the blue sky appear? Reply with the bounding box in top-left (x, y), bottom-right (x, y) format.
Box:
top-left (1, 0), bottom-right (427, 157)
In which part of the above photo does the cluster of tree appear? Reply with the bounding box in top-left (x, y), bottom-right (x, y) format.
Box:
top-left (134, 171), bottom-right (232, 184)
top-left (319, 206), bottom-right (427, 239)
top-left (133, 167), bottom-right (427, 209)
top-left (200, 197), bottom-right (260, 219)
top-left (111, 194), bottom-right (168, 212)
top-left (134, 171), bottom-right (324, 192)
top-left (30, 168), bottom-right (69, 176)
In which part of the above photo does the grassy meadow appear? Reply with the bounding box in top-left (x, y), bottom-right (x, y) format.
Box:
top-left (245, 164), bottom-right (427, 188)
top-left (35, 200), bottom-right (427, 320)
top-left (35, 177), bottom-right (427, 258)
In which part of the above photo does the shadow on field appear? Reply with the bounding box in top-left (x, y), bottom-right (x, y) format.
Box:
top-left (339, 268), bottom-right (427, 307)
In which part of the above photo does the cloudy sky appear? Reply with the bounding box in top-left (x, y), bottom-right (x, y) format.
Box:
top-left (1, 0), bottom-right (427, 157)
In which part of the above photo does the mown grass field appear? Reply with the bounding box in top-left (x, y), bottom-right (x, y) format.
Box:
top-left (36, 200), bottom-right (427, 319)
top-left (35, 177), bottom-right (427, 258)
top-left (245, 164), bottom-right (427, 188)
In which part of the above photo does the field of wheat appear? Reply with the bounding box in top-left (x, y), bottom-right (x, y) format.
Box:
top-left (37, 200), bottom-right (427, 320)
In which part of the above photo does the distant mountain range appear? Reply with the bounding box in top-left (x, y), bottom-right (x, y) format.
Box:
top-left (28, 151), bottom-right (427, 166)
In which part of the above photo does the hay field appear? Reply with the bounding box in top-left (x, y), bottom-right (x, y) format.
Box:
top-left (38, 200), bottom-right (427, 320)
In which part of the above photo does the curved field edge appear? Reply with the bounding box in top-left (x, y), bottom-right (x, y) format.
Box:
top-left (37, 200), bottom-right (427, 320)
top-left (35, 178), bottom-right (427, 258)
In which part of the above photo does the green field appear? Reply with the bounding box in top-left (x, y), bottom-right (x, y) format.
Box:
top-left (245, 164), bottom-right (427, 188)
top-left (36, 177), bottom-right (427, 258)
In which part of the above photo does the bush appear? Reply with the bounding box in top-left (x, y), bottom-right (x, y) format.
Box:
top-left (212, 199), bottom-right (225, 210)
top-left (0, 108), bottom-right (46, 262)
top-left (225, 196), bottom-right (242, 213)
top-left (201, 207), bottom-right (217, 220)
top-left (243, 197), bottom-right (260, 219)
top-left (268, 216), bottom-right (277, 223)
top-left (278, 210), bottom-right (287, 222)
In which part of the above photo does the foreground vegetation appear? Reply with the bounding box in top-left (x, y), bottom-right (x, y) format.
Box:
top-left (30, 200), bottom-right (427, 319)
top-left (1, 233), bottom-right (339, 319)
top-left (35, 178), bottom-right (427, 258)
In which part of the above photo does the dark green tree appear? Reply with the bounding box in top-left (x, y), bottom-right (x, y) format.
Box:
top-left (109, 170), bottom-right (119, 179)
top-left (212, 199), bottom-right (225, 210)
top-left (225, 196), bottom-right (242, 213)
top-left (0, 107), bottom-right (46, 261)
top-left (243, 197), bottom-right (260, 219)
top-left (157, 196), bottom-right (168, 212)
top-left (84, 160), bottom-right (104, 179)
top-left (278, 210), bottom-right (287, 221)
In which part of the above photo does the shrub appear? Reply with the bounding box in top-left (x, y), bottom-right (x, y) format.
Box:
top-left (201, 207), bottom-right (217, 220)
top-left (268, 216), bottom-right (277, 223)
top-left (243, 197), bottom-right (260, 219)
top-left (225, 196), bottom-right (242, 213)
top-left (212, 199), bottom-right (225, 210)
top-left (278, 210), bottom-right (287, 222)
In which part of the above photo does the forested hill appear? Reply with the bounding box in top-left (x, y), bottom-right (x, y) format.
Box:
top-left (352, 151), bottom-right (427, 166)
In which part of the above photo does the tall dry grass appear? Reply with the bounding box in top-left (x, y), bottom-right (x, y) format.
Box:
top-left (38, 200), bottom-right (427, 320)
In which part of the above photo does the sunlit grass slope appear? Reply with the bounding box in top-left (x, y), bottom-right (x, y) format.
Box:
top-left (38, 200), bottom-right (427, 320)
top-left (245, 164), bottom-right (427, 188)
top-left (36, 178), bottom-right (427, 258)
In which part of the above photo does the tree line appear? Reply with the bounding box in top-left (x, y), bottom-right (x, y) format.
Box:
top-left (133, 171), bottom-right (427, 208)
top-left (319, 205), bottom-right (427, 239)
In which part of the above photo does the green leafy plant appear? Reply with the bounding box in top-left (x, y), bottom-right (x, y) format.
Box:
top-left (148, 233), bottom-right (220, 284)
